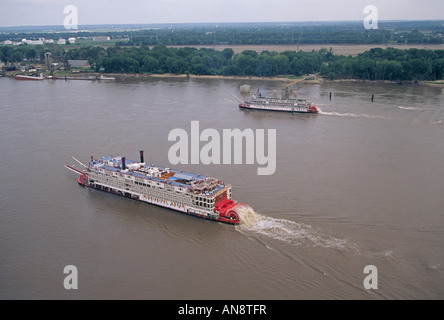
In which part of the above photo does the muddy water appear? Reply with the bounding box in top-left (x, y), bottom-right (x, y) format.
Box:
top-left (0, 77), bottom-right (443, 299)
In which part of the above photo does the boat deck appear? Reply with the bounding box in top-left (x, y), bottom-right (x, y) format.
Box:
top-left (92, 157), bottom-right (220, 192)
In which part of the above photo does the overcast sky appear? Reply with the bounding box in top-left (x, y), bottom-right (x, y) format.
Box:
top-left (0, 0), bottom-right (443, 27)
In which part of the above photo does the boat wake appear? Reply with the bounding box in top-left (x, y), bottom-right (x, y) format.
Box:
top-left (398, 106), bottom-right (419, 110)
top-left (235, 207), bottom-right (353, 250)
top-left (318, 110), bottom-right (387, 119)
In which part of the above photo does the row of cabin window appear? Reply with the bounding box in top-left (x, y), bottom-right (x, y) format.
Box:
top-left (193, 201), bottom-right (214, 208)
top-left (195, 196), bottom-right (214, 203)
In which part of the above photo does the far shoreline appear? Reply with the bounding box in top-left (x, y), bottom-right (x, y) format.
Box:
top-left (84, 72), bottom-right (444, 88)
top-left (5, 71), bottom-right (444, 87)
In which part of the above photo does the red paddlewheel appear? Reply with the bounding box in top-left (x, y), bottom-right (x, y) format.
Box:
top-left (227, 210), bottom-right (239, 221)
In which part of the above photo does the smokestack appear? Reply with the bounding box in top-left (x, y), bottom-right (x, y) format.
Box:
top-left (121, 157), bottom-right (126, 171)
top-left (139, 150), bottom-right (144, 163)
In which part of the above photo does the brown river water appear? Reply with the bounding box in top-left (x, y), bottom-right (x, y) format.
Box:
top-left (0, 77), bottom-right (443, 299)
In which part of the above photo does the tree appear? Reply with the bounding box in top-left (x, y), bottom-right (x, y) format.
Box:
top-left (1, 46), bottom-right (13, 63)
top-left (165, 56), bottom-right (187, 74)
top-left (432, 59), bottom-right (444, 80)
top-left (353, 57), bottom-right (376, 80)
top-left (273, 54), bottom-right (289, 75)
top-left (222, 48), bottom-right (234, 60)
top-left (234, 53), bottom-right (256, 75)
top-left (123, 57), bottom-right (140, 73)
top-left (150, 45), bottom-right (170, 60)
top-left (141, 56), bottom-right (159, 73)
top-left (102, 56), bottom-right (139, 73)
top-left (377, 60), bottom-right (403, 81)
top-left (256, 54), bottom-right (275, 76)
top-left (240, 50), bottom-right (258, 59)
top-left (318, 47), bottom-right (334, 61)
top-left (26, 48), bottom-right (37, 60)
top-left (320, 62), bottom-right (335, 79)
top-left (402, 58), bottom-right (432, 80)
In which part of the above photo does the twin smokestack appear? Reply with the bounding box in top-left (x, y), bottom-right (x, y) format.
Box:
top-left (121, 151), bottom-right (144, 171)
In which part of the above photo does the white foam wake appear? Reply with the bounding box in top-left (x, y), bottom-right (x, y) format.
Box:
top-left (398, 106), bottom-right (419, 110)
top-left (319, 110), bottom-right (386, 119)
top-left (236, 208), bottom-right (351, 250)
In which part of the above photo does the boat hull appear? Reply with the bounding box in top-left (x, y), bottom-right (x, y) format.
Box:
top-left (239, 104), bottom-right (318, 114)
top-left (77, 174), bottom-right (240, 225)
top-left (14, 75), bottom-right (44, 81)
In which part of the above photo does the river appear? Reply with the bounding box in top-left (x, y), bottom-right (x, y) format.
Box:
top-left (0, 77), bottom-right (443, 299)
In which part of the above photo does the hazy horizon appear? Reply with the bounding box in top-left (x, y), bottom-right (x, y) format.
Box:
top-left (1, 0), bottom-right (443, 28)
top-left (1, 20), bottom-right (443, 33)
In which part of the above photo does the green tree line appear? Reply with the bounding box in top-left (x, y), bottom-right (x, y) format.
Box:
top-left (124, 27), bottom-right (443, 46)
top-left (97, 45), bottom-right (330, 77)
top-left (2, 44), bottom-right (444, 81)
top-left (321, 47), bottom-right (444, 81)
top-left (2, 21), bottom-right (443, 46)
top-left (95, 45), bottom-right (444, 81)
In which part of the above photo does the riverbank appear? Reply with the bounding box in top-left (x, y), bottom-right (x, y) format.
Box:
top-left (58, 72), bottom-right (444, 87)
top-left (420, 80), bottom-right (444, 87)
top-left (6, 71), bottom-right (444, 87)
top-left (5, 71), bottom-right (309, 83)
top-left (328, 78), bottom-right (444, 88)
top-left (112, 72), bottom-right (320, 83)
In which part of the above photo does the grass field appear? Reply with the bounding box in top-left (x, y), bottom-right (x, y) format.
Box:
top-left (169, 43), bottom-right (444, 56)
